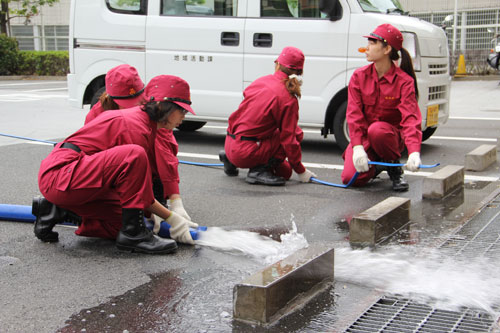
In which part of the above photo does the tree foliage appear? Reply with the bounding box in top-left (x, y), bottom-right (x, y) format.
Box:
top-left (1, 0), bottom-right (60, 34)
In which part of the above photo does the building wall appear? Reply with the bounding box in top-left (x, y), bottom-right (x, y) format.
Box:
top-left (9, 0), bottom-right (71, 51)
top-left (400, 0), bottom-right (500, 12)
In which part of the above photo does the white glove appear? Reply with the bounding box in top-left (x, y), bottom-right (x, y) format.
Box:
top-left (166, 211), bottom-right (198, 245)
top-left (298, 169), bottom-right (317, 183)
top-left (352, 145), bottom-right (369, 172)
top-left (405, 152), bottom-right (421, 172)
top-left (169, 198), bottom-right (191, 221)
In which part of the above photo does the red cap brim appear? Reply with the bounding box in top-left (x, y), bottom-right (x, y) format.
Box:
top-left (173, 101), bottom-right (195, 115)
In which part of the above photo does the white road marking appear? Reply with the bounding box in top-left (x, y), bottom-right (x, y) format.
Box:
top-left (177, 152), bottom-right (499, 182)
top-left (449, 116), bottom-right (500, 121)
top-left (429, 136), bottom-right (496, 142)
top-left (0, 93), bottom-right (67, 102)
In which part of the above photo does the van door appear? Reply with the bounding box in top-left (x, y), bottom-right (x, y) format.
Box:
top-left (243, 0), bottom-right (350, 125)
top-left (146, 0), bottom-right (245, 119)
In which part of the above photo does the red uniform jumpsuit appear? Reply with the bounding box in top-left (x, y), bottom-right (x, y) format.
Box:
top-left (85, 102), bottom-right (180, 195)
top-left (225, 71), bottom-right (306, 179)
top-left (38, 107), bottom-right (158, 239)
top-left (341, 63), bottom-right (422, 186)
top-left (76, 103), bottom-right (181, 238)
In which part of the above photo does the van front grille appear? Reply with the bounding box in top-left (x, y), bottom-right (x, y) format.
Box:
top-left (429, 63), bottom-right (448, 75)
top-left (428, 85), bottom-right (446, 101)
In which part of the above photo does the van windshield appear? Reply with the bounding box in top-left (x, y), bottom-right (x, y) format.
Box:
top-left (357, 0), bottom-right (405, 14)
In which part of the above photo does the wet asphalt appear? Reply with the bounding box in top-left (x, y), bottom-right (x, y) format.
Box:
top-left (0, 78), bottom-right (499, 332)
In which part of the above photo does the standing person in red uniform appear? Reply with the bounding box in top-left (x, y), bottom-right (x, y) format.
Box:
top-left (82, 65), bottom-right (192, 238)
top-left (341, 24), bottom-right (422, 191)
top-left (34, 75), bottom-right (198, 254)
top-left (219, 46), bottom-right (316, 186)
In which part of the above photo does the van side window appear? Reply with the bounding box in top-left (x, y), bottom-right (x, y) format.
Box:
top-left (105, 0), bottom-right (146, 15)
top-left (161, 0), bottom-right (238, 16)
top-left (261, 0), bottom-right (326, 18)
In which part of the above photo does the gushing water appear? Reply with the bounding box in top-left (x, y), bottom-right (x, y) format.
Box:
top-left (195, 221), bottom-right (308, 265)
top-left (335, 246), bottom-right (500, 319)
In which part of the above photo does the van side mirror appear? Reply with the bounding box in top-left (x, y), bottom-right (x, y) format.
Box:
top-left (319, 0), bottom-right (343, 21)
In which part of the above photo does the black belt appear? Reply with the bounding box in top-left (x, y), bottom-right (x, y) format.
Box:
top-left (227, 132), bottom-right (258, 142)
top-left (60, 142), bottom-right (81, 153)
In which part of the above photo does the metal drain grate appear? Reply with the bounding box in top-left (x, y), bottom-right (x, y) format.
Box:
top-left (345, 295), bottom-right (496, 332)
top-left (439, 199), bottom-right (500, 260)
top-left (345, 195), bottom-right (500, 332)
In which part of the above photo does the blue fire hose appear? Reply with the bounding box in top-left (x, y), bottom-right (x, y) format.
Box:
top-left (0, 204), bottom-right (206, 240)
top-left (0, 132), bottom-right (440, 189)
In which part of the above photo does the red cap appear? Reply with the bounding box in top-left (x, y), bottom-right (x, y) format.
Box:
top-left (276, 46), bottom-right (305, 70)
top-left (105, 64), bottom-right (145, 109)
top-left (364, 24), bottom-right (403, 51)
top-left (145, 75), bottom-right (195, 115)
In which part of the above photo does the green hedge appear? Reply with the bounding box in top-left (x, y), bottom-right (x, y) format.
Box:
top-left (0, 34), bottom-right (69, 76)
top-left (17, 51), bottom-right (69, 76)
top-left (0, 34), bottom-right (19, 75)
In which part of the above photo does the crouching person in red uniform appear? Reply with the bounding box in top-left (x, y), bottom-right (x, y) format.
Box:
top-left (341, 24), bottom-right (422, 192)
top-left (34, 75), bottom-right (198, 254)
top-left (219, 46), bottom-right (316, 186)
top-left (82, 64), bottom-right (192, 237)
top-left (85, 64), bottom-right (146, 124)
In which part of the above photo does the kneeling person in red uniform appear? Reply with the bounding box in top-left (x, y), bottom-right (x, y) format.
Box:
top-left (34, 75), bottom-right (197, 254)
top-left (341, 24), bottom-right (422, 191)
top-left (220, 46), bottom-right (316, 186)
top-left (82, 64), bottom-right (192, 238)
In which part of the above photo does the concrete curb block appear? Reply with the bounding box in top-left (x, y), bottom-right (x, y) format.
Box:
top-left (233, 245), bottom-right (334, 326)
top-left (465, 144), bottom-right (497, 171)
top-left (422, 165), bottom-right (464, 199)
top-left (349, 197), bottom-right (410, 247)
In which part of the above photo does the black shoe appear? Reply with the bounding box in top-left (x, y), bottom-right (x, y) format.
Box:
top-left (373, 164), bottom-right (387, 178)
top-left (32, 196), bottom-right (81, 242)
top-left (116, 209), bottom-right (177, 254)
top-left (245, 166), bottom-right (286, 186)
top-left (387, 163), bottom-right (409, 192)
top-left (219, 150), bottom-right (238, 176)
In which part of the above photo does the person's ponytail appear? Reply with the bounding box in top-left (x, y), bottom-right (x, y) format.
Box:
top-left (279, 64), bottom-right (303, 99)
top-left (390, 46), bottom-right (419, 100)
top-left (99, 92), bottom-right (120, 111)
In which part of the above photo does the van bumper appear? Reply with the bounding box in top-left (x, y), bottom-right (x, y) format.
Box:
top-left (67, 73), bottom-right (82, 109)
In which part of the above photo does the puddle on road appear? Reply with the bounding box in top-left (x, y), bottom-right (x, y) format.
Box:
top-left (60, 181), bottom-right (500, 332)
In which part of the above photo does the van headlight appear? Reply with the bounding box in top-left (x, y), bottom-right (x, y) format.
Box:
top-left (402, 32), bottom-right (421, 72)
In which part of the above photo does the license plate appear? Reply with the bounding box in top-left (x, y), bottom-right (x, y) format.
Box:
top-left (426, 104), bottom-right (439, 127)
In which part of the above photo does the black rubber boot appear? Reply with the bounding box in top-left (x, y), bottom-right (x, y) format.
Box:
top-left (245, 165), bottom-right (286, 186)
top-left (116, 209), bottom-right (177, 254)
top-left (32, 196), bottom-right (82, 243)
top-left (219, 150), bottom-right (238, 176)
top-left (373, 163), bottom-right (387, 178)
top-left (387, 163), bottom-right (409, 192)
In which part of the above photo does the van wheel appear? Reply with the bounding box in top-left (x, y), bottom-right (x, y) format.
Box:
top-left (177, 121), bottom-right (207, 132)
top-left (333, 101), bottom-right (350, 151)
top-left (90, 86), bottom-right (106, 108)
top-left (422, 127), bottom-right (437, 141)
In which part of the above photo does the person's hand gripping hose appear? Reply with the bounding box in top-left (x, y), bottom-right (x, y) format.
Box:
top-left (169, 198), bottom-right (191, 221)
top-left (405, 152), bottom-right (421, 172)
top-left (298, 169), bottom-right (317, 183)
top-left (166, 212), bottom-right (198, 245)
top-left (352, 145), bottom-right (370, 172)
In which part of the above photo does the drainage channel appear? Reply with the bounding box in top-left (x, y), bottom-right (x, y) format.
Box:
top-left (344, 193), bottom-right (500, 333)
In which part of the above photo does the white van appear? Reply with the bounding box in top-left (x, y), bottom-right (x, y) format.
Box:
top-left (67, 0), bottom-right (450, 150)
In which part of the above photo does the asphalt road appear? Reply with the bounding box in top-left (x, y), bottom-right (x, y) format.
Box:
top-left (0, 78), bottom-right (499, 332)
